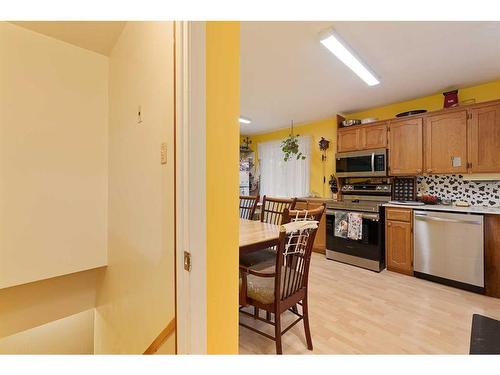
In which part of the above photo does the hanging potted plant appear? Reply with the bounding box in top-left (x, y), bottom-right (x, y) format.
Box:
top-left (281, 121), bottom-right (306, 162)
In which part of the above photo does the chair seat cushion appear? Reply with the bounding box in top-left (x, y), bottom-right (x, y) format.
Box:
top-left (239, 248), bottom-right (276, 268)
top-left (240, 266), bottom-right (300, 305)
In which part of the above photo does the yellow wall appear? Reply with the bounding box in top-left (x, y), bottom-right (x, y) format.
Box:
top-left (247, 118), bottom-right (337, 198)
top-left (0, 309), bottom-right (95, 354)
top-left (0, 22), bottom-right (108, 289)
top-left (206, 21), bottom-right (240, 354)
top-left (94, 21), bottom-right (176, 354)
top-left (346, 79), bottom-right (500, 120)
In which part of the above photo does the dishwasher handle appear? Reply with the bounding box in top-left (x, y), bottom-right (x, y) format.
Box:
top-left (414, 213), bottom-right (482, 225)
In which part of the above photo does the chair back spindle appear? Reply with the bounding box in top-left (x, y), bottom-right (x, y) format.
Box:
top-left (261, 196), bottom-right (297, 225)
top-left (239, 195), bottom-right (259, 220)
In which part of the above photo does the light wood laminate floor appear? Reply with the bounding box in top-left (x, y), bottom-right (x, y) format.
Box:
top-left (239, 253), bottom-right (500, 354)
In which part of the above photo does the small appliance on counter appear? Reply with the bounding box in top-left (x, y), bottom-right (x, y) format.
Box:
top-left (392, 176), bottom-right (417, 201)
top-left (325, 181), bottom-right (391, 272)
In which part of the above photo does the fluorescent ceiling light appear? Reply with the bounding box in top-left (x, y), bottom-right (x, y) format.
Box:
top-left (320, 29), bottom-right (380, 86)
top-left (239, 117), bottom-right (252, 124)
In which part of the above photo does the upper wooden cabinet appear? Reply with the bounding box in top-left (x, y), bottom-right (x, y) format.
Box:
top-left (424, 110), bottom-right (468, 174)
top-left (468, 103), bottom-right (500, 173)
top-left (337, 122), bottom-right (387, 153)
top-left (360, 123), bottom-right (387, 150)
top-left (388, 117), bottom-right (423, 175)
top-left (337, 127), bottom-right (360, 152)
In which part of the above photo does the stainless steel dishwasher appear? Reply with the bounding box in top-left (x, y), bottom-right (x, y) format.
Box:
top-left (413, 210), bottom-right (484, 293)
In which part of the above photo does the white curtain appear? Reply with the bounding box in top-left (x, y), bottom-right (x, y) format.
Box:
top-left (258, 136), bottom-right (311, 198)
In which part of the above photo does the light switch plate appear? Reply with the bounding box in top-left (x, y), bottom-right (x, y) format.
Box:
top-left (452, 156), bottom-right (462, 167)
top-left (161, 143), bottom-right (167, 164)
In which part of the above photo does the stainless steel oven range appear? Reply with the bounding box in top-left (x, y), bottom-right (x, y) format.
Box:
top-left (325, 182), bottom-right (391, 272)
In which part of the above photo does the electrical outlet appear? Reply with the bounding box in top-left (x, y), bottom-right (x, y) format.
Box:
top-left (161, 143), bottom-right (167, 164)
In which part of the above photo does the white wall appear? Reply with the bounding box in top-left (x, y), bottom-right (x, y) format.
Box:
top-left (0, 309), bottom-right (95, 354)
top-left (0, 22), bottom-right (108, 289)
top-left (94, 21), bottom-right (176, 354)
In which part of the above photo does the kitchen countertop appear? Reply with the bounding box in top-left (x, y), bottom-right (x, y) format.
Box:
top-left (383, 203), bottom-right (500, 215)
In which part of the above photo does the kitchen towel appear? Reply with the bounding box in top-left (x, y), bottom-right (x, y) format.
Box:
top-left (334, 212), bottom-right (348, 238)
top-left (347, 212), bottom-right (363, 240)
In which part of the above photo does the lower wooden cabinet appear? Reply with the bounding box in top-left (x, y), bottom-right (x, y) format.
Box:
top-left (385, 208), bottom-right (413, 275)
top-left (295, 198), bottom-right (326, 254)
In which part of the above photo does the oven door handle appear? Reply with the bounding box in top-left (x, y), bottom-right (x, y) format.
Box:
top-left (327, 210), bottom-right (379, 221)
top-left (371, 152), bottom-right (375, 173)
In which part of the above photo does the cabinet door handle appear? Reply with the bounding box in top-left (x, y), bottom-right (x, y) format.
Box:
top-left (387, 222), bottom-right (392, 227)
top-left (416, 169), bottom-right (422, 173)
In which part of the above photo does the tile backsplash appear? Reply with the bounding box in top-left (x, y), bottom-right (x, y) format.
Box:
top-left (417, 175), bottom-right (500, 207)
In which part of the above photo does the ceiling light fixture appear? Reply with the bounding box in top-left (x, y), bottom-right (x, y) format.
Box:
top-left (239, 117), bottom-right (252, 124)
top-left (320, 28), bottom-right (380, 86)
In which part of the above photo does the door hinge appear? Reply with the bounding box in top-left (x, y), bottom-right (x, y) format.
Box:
top-left (184, 251), bottom-right (192, 272)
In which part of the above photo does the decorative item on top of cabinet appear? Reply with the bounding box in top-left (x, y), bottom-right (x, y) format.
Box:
top-left (468, 103), bottom-right (500, 173)
top-left (424, 110), bottom-right (467, 174)
top-left (385, 208), bottom-right (413, 275)
top-left (392, 176), bottom-right (416, 202)
top-left (388, 117), bottom-right (423, 176)
top-left (443, 89), bottom-right (459, 108)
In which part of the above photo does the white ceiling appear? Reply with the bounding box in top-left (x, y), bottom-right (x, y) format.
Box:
top-left (12, 21), bottom-right (126, 55)
top-left (240, 21), bottom-right (500, 135)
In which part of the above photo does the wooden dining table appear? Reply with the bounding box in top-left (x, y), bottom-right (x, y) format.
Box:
top-left (239, 218), bottom-right (280, 254)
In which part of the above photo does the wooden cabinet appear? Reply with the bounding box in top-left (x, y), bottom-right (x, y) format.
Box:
top-left (361, 123), bottom-right (387, 150)
top-left (388, 117), bottom-right (423, 175)
top-left (337, 127), bottom-right (360, 152)
top-left (468, 103), bottom-right (500, 173)
top-left (424, 110), bottom-right (468, 174)
top-left (385, 208), bottom-right (413, 275)
top-left (337, 99), bottom-right (500, 175)
top-left (485, 215), bottom-right (500, 299)
top-left (295, 199), bottom-right (327, 254)
top-left (337, 122), bottom-right (387, 153)
top-left (314, 212), bottom-right (326, 254)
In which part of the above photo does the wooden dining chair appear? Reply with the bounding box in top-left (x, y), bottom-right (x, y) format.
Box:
top-left (240, 195), bottom-right (259, 220)
top-left (239, 206), bottom-right (325, 354)
top-left (260, 196), bottom-right (297, 225)
top-left (239, 196), bottom-right (297, 269)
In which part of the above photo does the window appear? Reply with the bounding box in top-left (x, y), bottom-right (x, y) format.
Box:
top-left (258, 136), bottom-right (311, 198)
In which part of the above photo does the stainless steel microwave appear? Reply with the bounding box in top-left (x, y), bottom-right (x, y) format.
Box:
top-left (335, 148), bottom-right (387, 177)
